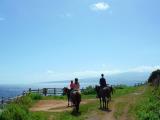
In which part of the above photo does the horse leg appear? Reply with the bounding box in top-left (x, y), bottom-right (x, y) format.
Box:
top-left (104, 98), bottom-right (106, 109)
top-left (103, 98), bottom-right (106, 109)
top-left (76, 94), bottom-right (81, 113)
top-left (99, 98), bottom-right (102, 109)
top-left (102, 98), bottom-right (103, 109)
top-left (68, 95), bottom-right (70, 107)
top-left (102, 98), bottom-right (104, 109)
top-left (109, 94), bottom-right (111, 101)
top-left (106, 99), bottom-right (109, 110)
top-left (76, 102), bottom-right (80, 113)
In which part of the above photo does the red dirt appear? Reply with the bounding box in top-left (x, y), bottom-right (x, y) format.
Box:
top-left (30, 99), bottom-right (96, 112)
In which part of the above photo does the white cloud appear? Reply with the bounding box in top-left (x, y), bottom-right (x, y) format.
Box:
top-left (66, 13), bottom-right (72, 17)
top-left (72, 70), bottom-right (122, 78)
top-left (90, 2), bottom-right (110, 11)
top-left (26, 65), bottom-right (160, 83)
top-left (127, 66), bottom-right (160, 73)
top-left (47, 70), bottom-right (55, 74)
top-left (71, 66), bottom-right (160, 78)
top-left (0, 17), bottom-right (5, 21)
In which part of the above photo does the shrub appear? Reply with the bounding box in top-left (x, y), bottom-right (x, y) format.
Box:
top-left (29, 112), bottom-right (46, 120)
top-left (0, 104), bottom-right (47, 120)
top-left (136, 87), bottom-right (160, 120)
top-left (82, 86), bottom-right (96, 95)
top-left (114, 85), bottom-right (127, 89)
top-left (29, 93), bottom-right (42, 100)
top-left (0, 93), bottom-right (45, 120)
top-left (0, 104), bottom-right (28, 120)
top-left (14, 96), bottom-right (32, 108)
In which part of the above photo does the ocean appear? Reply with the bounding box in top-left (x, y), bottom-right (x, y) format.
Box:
top-left (0, 76), bottom-right (147, 98)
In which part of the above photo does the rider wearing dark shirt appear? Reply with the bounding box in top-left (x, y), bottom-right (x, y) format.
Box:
top-left (99, 74), bottom-right (107, 88)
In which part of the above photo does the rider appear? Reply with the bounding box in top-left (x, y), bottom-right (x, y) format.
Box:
top-left (70, 80), bottom-right (75, 91)
top-left (69, 80), bottom-right (75, 104)
top-left (74, 78), bottom-right (80, 91)
top-left (74, 78), bottom-right (81, 101)
top-left (99, 74), bottom-right (107, 88)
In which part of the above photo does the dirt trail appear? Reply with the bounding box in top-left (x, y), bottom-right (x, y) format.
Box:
top-left (30, 87), bottom-right (145, 120)
top-left (102, 100), bottom-right (115, 120)
top-left (87, 87), bottom-right (146, 120)
top-left (30, 99), bottom-right (96, 112)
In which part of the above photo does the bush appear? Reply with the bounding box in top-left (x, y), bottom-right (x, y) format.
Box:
top-left (136, 87), bottom-right (160, 120)
top-left (0, 93), bottom-right (45, 120)
top-left (0, 104), bottom-right (28, 120)
top-left (137, 97), bottom-right (160, 120)
top-left (114, 85), bottom-right (127, 89)
top-left (29, 93), bottom-right (42, 100)
top-left (14, 96), bottom-right (32, 108)
top-left (29, 112), bottom-right (46, 120)
top-left (82, 86), bottom-right (96, 95)
top-left (0, 104), bottom-right (47, 120)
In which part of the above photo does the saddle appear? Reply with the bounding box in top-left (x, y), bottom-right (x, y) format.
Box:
top-left (73, 90), bottom-right (81, 94)
top-left (103, 87), bottom-right (108, 90)
top-left (70, 90), bottom-right (81, 102)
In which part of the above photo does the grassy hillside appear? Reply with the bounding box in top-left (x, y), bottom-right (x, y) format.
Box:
top-left (36, 85), bottom-right (138, 120)
top-left (1, 85), bottom-right (159, 120)
top-left (132, 86), bottom-right (160, 120)
top-left (0, 93), bottom-right (47, 120)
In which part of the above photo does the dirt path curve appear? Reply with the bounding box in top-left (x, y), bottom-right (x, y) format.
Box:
top-left (102, 100), bottom-right (115, 120)
top-left (30, 99), bottom-right (96, 112)
top-left (30, 86), bottom-right (146, 120)
top-left (86, 86), bottom-right (146, 120)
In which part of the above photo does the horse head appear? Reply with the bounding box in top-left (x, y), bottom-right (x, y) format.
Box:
top-left (63, 87), bottom-right (69, 95)
top-left (95, 85), bottom-right (100, 92)
top-left (95, 85), bottom-right (101, 98)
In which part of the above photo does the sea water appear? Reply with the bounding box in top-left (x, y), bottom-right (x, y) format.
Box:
top-left (0, 78), bottom-right (146, 98)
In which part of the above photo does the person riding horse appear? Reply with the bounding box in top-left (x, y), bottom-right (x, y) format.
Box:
top-left (69, 78), bottom-right (81, 112)
top-left (74, 78), bottom-right (80, 91)
top-left (71, 78), bottom-right (81, 100)
top-left (99, 74), bottom-right (107, 88)
top-left (70, 80), bottom-right (75, 92)
top-left (69, 79), bottom-right (81, 99)
top-left (96, 74), bottom-right (112, 109)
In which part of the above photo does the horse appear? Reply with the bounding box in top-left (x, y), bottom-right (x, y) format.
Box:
top-left (95, 85), bottom-right (113, 110)
top-left (108, 85), bottom-right (114, 101)
top-left (63, 87), bottom-right (81, 112)
top-left (63, 87), bottom-right (71, 107)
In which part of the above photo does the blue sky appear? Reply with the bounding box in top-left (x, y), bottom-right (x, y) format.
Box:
top-left (0, 0), bottom-right (160, 84)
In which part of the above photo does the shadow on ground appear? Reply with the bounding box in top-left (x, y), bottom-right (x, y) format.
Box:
top-left (99, 108), bottom-right (112, 112)
top-left (71, 111), bottom-right (81, 116)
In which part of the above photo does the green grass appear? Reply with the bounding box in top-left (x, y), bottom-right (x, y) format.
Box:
top-left (129, 85), bottom-right (160, 120)
top-left (0, 85), bottom-right (142, 120)
top-left (0, 93), bottom-right (46, 120)
top-left (114, 102), bottom-right (126, 119)
top-left (37, 100), bottom-right (99, 120)
top-left (82, 86), bottom-right (96, 95)
top-left (41, 85), bottom-right (140, 120)
top-left (112, 86), bottom-right (137, 98)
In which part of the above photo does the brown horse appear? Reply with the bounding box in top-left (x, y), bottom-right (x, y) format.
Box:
top-left (63, 87), bottom-right (81, 112)
top-left (63, 87), bottom-right (71, 107)
top-left (108, 85), bottom-right (114, 101)
top-left (95, 85), bottom-right (113, 110)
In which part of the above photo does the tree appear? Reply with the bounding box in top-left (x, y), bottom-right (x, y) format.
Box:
top-left (148, 69), bottom-right (160, 84)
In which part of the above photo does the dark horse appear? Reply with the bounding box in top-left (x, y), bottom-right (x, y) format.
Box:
top-left (95, 85), bottom-right (113, 110)
top-left (63, 87), bottom-right (71, 107)
top-left (108, 85), bottom-right (114, 101)
top-left (63, 87), bottom-right (81, 112)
